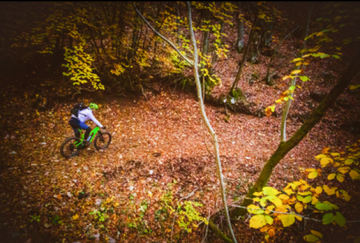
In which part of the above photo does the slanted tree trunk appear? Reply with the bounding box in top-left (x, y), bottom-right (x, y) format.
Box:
top-left (235, 1), bottom-right (244, 53)
top-left (231, 55), bottom-right (360, 217)
top-left (280, 2), bottom-right (313, 142)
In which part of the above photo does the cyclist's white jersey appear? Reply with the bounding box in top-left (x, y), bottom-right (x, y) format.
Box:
top-left (71, 108), bottom-right (103, 127)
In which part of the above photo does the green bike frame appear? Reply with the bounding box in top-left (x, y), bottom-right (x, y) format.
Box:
top-left (74, 127), bottom-right (100, 148)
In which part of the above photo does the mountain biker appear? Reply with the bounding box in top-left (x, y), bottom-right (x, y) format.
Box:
top-left (68, 102), bottom-right (105, 146)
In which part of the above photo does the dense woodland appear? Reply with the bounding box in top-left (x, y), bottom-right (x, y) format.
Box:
top-left (1, 1), bottom-right (360, 243)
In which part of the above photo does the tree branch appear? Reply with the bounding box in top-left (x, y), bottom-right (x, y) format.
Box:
top-left (132, 2), bottom-right (193, 66)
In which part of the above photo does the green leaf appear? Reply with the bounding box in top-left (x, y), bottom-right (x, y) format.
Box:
top-left (334, 211), bottom-right (346, 227)
top-left (320, 54), bottom-right (330, 58)
top-left (247, 204), bottom-right (264, 215)
top-left (299, 76), bottom-right (310, 82)
top-left (322, 213), bottom-right (334, 225)
top-left (303, 196), bottom-right (312, 204)
top-left (289, 85), bottom-right (296, 91)
top-left (332, 55), bottom-right (341, 59)
top-left (315, 203), bottom-right (332, 211)
top-left (265, 215), bottom-right (274, 225)
top-left (263, 187), bottom-right (280, 196)
top-left (344, 159), bottom-right (354, 165)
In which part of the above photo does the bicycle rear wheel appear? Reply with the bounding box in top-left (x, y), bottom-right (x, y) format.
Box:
top-left (60, 137), bottom-right (81, 158)
top-left (94, 132), bottom-right (111, 150)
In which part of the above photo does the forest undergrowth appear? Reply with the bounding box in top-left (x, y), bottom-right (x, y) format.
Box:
top-left (1, 78), bottom-right (360, 242)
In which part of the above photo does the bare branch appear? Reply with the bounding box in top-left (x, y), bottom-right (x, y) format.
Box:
top-left (132, 2), bottom-right (193, 66)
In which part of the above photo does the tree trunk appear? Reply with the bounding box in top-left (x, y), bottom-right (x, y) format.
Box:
top-left (231, 53), bottom-right (360, 217)
top-left (200, 8), bottom-right (210, 76)
top-left (230, 17), bottom-right (258, 94)
top-left (186, 3), bottom-right (238, 242)
top-left (235, 2), bottom-right (244, 53)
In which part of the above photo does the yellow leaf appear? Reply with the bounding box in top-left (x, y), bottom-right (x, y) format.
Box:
top-left (320, 157), bottom-right (333, 167)
top-left (323, 185), bottom-right (337, 195)
top-left (340, 190), bottom-right (351, 201)
top-left (283, 188), bottom-right (294, 195)
top-left (338, 166), bottom-right (350, 174)
top-left (265, 205), bottom-right (275, 214)
top-left (72, 214), bottom-right (79, 220)
top-left (275, 204), bottom-right (289, 213)
top-left (311, 230), bottom-right (323, 239)
top-left (336, 173), bottom-right (345, 182)
top-left (295, 202), bottom-right (303, 213)
top-left (311, 196), bottom-right (319, 205)
top-left (249, 215), bottom-right (267, 229)
top-left (315, 186), bottom-right (323, 194)
top-left (331, 152), bottom-right (340, 157)
top-left (328, 173), bottom-right (336, 180)
top-left (291, 58), bottom-right (303, 63)
top-left (36, 110), bottom-right (40, 116)
top-left (349, 170), bottom-right (360, 180)
top-left (291, 70), bottom-right (302, 75)
top-left (308, 171), bottom-right (318, 179)
top-left (277, 214), bottom-right (296, 227)
top-left (267, 195), bottom-right (283, 207)
top-left (295, 215), bottom-right (303, 221)
top-left (315, 154), bottom-right (327, 160)
top-left (253, 191), bottom-right (263, 196)
top-left (278, 194), bottom-right (290, 200)
top-left (282, 75), bottom-right (293, 80)
top-left (334, 162), bottom-right (341, 167)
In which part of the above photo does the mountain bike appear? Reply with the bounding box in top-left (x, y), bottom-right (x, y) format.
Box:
top-left (60, 127), bottom-right (111, 159)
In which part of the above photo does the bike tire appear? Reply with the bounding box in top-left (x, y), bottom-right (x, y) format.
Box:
top-left (94, 132), bottom-right (112, 150)
top-left (60, 137), bottom-right (81, 159)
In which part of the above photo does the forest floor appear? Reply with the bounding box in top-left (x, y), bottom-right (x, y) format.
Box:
top-left (1, 14), bottom-right (360, 242)
top-left (1, 72), bottom-right (360, 243)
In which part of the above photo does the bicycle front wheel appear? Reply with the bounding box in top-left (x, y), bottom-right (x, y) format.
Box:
top-left (94, 132), bottom-right (111, 150)
top-left (60, 137), bottom-right (81, 159)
